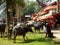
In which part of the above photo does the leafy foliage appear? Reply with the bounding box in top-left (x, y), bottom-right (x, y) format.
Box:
top-left (5, 0), bottom-right (25, 7)
top-left (22, 2), bottom-right (41, 15)
top-left (15, 0), bottom-right (25, 7)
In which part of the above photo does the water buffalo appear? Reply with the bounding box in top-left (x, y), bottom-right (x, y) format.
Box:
top-left (33, 21), bottom-right (42, 33)
top-left (8, 23), bottom-right (33, 43)
top-left (0, 23), bottom-right (6, 38)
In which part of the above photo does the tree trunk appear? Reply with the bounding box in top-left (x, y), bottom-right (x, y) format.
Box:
top-left (15, 4), bottom-right (22, 23)
top-left (15, 4), bottom-right (20, 23)
top-left (6, 3), bottom-right (10, 34)
top-left (19, 6), bottom-right (22, 22)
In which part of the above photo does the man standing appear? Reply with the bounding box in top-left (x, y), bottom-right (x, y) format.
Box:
top-left (45, 20), bottom-right (53, 38)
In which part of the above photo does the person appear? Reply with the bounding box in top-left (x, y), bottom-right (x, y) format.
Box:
top-left (45, 20), bottom-right (53, 38)
top-left (43, 22), bottom-right (46, 33)
top-left (54, 19), bottom-right (58, 28)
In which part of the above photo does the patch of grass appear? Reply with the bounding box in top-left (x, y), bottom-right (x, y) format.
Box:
top-left (0, 33), bottom-right (56, 45)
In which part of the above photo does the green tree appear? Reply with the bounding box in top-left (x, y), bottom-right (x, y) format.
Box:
top-left (15, 0), bottom-right (25, 22)
top-left (5, 0), bottom-right (25, 33)
top-left (5, 0), bottom-right (12, 33)
top-left (23, 2), bottom-right (41, 15)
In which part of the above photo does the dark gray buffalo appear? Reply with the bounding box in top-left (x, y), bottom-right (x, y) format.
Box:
top-left (0, 23), bottom-right (6, 38)
top-left (33, 21), bottom-right (41, 33)
top-left (8, 23), bottom-right (33, 43)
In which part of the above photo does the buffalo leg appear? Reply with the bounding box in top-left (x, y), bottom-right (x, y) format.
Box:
top-left (8, 30), bottom-right (12, 39)
top-left (23, 34), bottom-right (26, 41)
top-left (35, 28), bottom-right (37, 33)
top-left (25, 35), bottom-right (28, 40)
top-left (37, 29), bottom-right (40, 33)
top-left (1, 32), bottom-right (3, 38)
top-left (45, 33), bottom-right (48, 37)
top-left (8, 33), bottom-right (12, 39)
top-left (35, 30), bottom-right (36, 33)
top-left (39, 28), bottom-right (41, 33)
top-left (13, 35), bottom-right (17, 43)
top-left (34, 27), bottom-right (36, 33)
top-left (13, 31), bottom-right (17, 43)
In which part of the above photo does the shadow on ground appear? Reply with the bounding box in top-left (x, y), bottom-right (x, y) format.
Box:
top-left (15, 37), bottom-right (53, 44)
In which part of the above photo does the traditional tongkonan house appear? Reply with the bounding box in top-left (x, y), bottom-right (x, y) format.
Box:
top-left (31, 1), bottom-right (60, 29)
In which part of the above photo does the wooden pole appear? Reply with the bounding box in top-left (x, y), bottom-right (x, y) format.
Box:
top-left (57, 0), bottom-right (60, 12)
